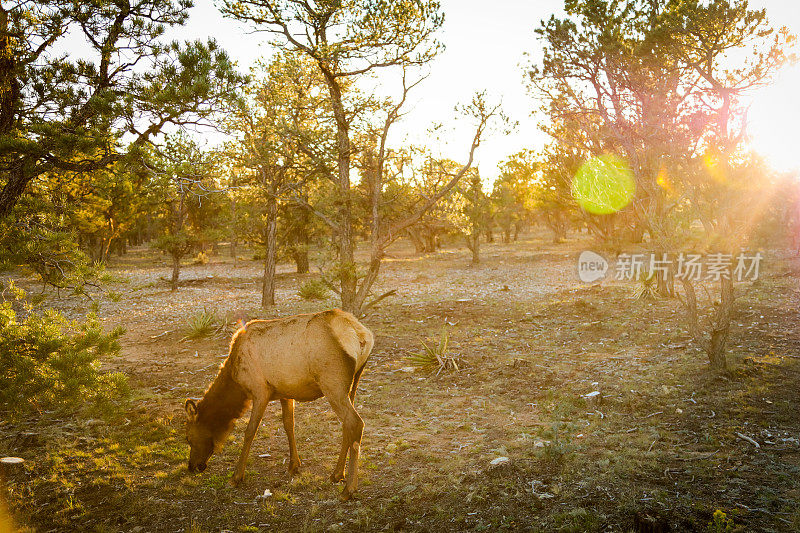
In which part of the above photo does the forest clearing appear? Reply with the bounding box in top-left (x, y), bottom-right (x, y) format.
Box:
top-left (2, 0), bottom-right (800, 531)
top-left (3, 233), bottom-right (800, 531)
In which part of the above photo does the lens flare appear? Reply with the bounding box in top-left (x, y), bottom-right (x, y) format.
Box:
top-left (572, 154), bottom-right (636, 215)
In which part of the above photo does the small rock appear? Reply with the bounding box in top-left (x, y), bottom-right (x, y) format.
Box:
top-left (490, 456), bottom-right (510, 466)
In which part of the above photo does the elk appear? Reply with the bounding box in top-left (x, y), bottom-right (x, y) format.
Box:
top-left (184, 309), bottom-right (374, 501)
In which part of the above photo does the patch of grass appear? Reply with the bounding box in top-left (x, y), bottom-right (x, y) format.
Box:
top-left (183, 307), bottom-right (221, 340)
top-left (551, 507), bottom-right (601, 532)
top-left (105, 290), bottom-right (122, 302)
top-left (298, 279), bottom-right (330, 300)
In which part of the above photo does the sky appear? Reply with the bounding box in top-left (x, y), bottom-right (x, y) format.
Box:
top-left (174, 0), bottom-right (566, 180)
top-left (142, 0), bottom-right (800, 179)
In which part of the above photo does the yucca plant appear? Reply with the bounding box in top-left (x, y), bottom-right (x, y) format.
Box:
top-left (183, 307), bottom-right (221, 340)
top-left (632, 271), bottom-right (659, 301)
top-left (408, 328), bottom-right (461, 375)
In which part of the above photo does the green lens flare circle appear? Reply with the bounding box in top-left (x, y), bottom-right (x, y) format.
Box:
top-left (571, 154), bottom-right (636, 215)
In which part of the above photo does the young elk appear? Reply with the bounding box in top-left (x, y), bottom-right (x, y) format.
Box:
top-left (184, 309), bottom-right (374, 501)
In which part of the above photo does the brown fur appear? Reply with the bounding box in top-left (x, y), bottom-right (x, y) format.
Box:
top-left (185, 309), bottom-right (374, 501)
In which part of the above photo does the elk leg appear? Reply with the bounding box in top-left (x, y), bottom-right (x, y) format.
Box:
top-left (331, 435), bottom-right (348, 483)
top-left (231, 395), bottom-right (268, 487)
top-left (281, 398), bottom-right (301, 475)
top-left (331, 367), bottom-right (364, 484)
top-left (326, 392), bottom-right (364, 501)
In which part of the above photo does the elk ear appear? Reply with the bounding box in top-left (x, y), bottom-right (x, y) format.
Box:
top-left (184, 398), bottom-right (198, 420)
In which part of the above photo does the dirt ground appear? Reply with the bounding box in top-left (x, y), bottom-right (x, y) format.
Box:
top-left (2, 230), bottom-right (800, 532)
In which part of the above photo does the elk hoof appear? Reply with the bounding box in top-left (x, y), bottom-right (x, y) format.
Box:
top-left (339, 488), bottom-right (353, 502)
top-left (230, 473), bottom-right (244, 487)
top-left (288, 462), bottom-right (301, 476)
top-left (330, 472), bottom-right (344, 483)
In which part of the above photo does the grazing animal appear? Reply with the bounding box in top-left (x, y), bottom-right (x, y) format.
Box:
top-left (184, 309), bottom-right (374, 501)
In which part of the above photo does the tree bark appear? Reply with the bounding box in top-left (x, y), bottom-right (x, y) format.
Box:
top-left (708, 276), bottom-right (733, 371)
top-left (261, 194), bottom-right (277, 308)
top-left (230, 177), bottom-right (238, 267)
top-left (470, 233), bottom-right (480, 264)
top-left (680, 276), bottom-right (731, 372)
top-left (171, 255), bottom-right (180, 291)
top-left (321, 69), bottom-right (357, 313)
top-left (407, 228), bottom-right (425, 254)
top-left (0, 164), bottom-right (31, 220)
top-left (292, 247), bottom-right (309, 274)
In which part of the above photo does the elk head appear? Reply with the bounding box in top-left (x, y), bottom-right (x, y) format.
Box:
top-left (184, 398), bottom-right (214, 473)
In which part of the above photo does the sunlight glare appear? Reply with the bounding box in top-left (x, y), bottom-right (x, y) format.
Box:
top-left (747, 64), bottom-right (800, 174)
top-left (572, 154), bottom-right (636, 215)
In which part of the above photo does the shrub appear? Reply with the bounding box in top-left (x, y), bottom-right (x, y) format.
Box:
top-left (0, 284), bottom-right (128, 418)
top-left (193, 251), bottom-right (209, 265)
top-left (183, 307), bottom-right (221, 340)
top-left (298, 279), bottom-right (330, 300)
top-left (707, 510), bottom-right (734, 533)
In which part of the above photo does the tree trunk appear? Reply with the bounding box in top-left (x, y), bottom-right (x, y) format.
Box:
top-left (171, 255), bottom-right (180, 291)
top-left (261, 195), bottom-right (277, 308)
top-left (293, 247), bottom-right (309, 274)
top-left (407, 228), bottom-right (425, 254)
top-left (656, 263), bottom-right (675, 297)
top-left (0, 163), bottom-right (31, 220)
top-left (470, 233), bottom-right (480, 264)
top-left (322, 70), bottom-right (357, 313)
top-left (680, 276), bottom-right (732, 372)
top-left (230, 175), bottom-right (238, 267)
top-left (708, 276), bottom-right (734, 371)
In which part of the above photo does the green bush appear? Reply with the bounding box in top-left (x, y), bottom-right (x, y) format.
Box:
top-left (298, 279), bottom-right (330, 300)
top-left (0, 285), bottom-right (128, 418)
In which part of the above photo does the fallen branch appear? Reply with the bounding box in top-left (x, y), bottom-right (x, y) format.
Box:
top-left (735, 432), bottom-right (760, 449)
top-left (360, 289), bottom-right (398, 315)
